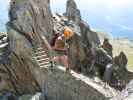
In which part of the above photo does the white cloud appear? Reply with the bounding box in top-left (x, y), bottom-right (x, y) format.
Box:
top-left (51, 0), bottom-right (133, 15)
top-left (117, 24), bottom-right (133, 31)
top-left (107, 0), bottom-right (133, 8)
top-left (75, 0), bottom-right (133, 8)
top-left (0, 0), bottom-right (10, 32)
top-left (105, 16), bottom-right (133, 31)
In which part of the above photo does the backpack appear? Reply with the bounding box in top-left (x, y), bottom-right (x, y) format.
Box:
top-left (54, 36), bottom-right (66, 50)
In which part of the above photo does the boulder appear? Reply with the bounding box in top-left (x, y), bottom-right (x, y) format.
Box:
top-left (110, 52), bottom-right (133, 90)
top-left (102, 38), bottom-right (113, 57)
top-left (111, 80), bottom-right (133, 100)
top-left (114, 51), bottom-right (128, 69)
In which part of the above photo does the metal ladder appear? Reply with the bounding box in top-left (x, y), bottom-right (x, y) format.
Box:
top-left (33, 45), bottom-right (52, 69)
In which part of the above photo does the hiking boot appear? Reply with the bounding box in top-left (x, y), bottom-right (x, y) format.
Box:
top-left (65, 67), bottom-right (71, 72)
top-left (50, 61), bottom-right (54, 70)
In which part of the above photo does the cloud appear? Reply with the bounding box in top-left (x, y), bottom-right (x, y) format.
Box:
top-left (0, 0), bottom-right (10, 32)
top-left (0, 0), bottom-right (10, 5)
top-left (75, 0), bottom-right (133, 8)
top-left (117, 24), bottom-right (133, 31)
top-left (105, 15), bottom-right (133, 31)
top-left (51, 0), bottom-right (133, 39)
top-left (107, 0), bottom-right (133, 8)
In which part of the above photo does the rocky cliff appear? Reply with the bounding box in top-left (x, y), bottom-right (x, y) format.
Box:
top-left (64, 0), bottom-right (133, 91)
top-left (0, 0), bottom-right (133, 99)
top-left (111, 80), bottom-right (133, 100)
top-left (0, 0), bottom-right (53, 95)
top-left (64, 0), bottom-right (101, 73)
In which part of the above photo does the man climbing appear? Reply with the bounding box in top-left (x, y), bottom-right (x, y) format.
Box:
top-left (51, 27), bottom-right (74, 72)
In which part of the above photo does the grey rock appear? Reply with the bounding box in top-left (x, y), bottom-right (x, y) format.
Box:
top-left (64, 0), bottom-right (133, 91)
top-left (79, 21), bottom-right (100, 47)
top-left (101, 38), bottom-right (113, 57)
top-left (114, 51), bottom-right (128, 69)
top-left (0, 0), bottom-right (53, 95)
top-left (66, 0), bottom-right (81, 25)
top-left (110, 52), bottom-right (133, 90)
top-left (112, 80), bottom-right (133, 100)
top-left (64, 0), bottom-right (101, 74)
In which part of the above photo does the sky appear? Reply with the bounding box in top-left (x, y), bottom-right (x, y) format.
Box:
top-left (0, 0), bottom-right (133, 39)
top-left (0, 0), bottom-right (10, 32)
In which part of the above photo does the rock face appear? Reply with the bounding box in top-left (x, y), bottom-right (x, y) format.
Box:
top-left (0, 0), bottom-right (133, 99)
top-left (102, 38), bottom-right (113, 57)
top-left (0, 0), bottom-right (53, 95)
top-left (33, 68), bottom-right (107, 100)
top-left (66, 0), bottom-right (100, 46)
top-left (64, 0), bottom-right (133, 90)
top-left (114, 52), bottom-right (128, 68)
top-left (65, 0), bottom-right (101, 74)
top-left (111, 52), bottom-right (133, 90)
top-left (65, 0), bottom-right (113, 83)
top-left (65, 0), bottom-right (81, 25)
top-left (112, 80), bottom-right (133, 100)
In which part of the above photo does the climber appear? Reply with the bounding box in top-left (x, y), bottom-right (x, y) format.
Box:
top-left (51, 27), bottom-right (74, 72)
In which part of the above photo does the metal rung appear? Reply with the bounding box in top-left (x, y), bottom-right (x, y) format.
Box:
top-left (37, 47), bottom-right (43, 50)
top-left (33, 54), bottom-right (47, 59)
top-left (35, 51), bottom-right (46, 54)
top-left (38, 61), bottom-right (50, 66)
top-left (36, 58), bottom-right (49, 62)
top-left (0, 43), bottom-right (8, 48)
top-left (40, 64), bottom-right (51, 68)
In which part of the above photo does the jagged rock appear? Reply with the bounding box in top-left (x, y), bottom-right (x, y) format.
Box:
top-left (53, 1), bottom-right (111, 79)
top-left (114, 52), bottom-right (128, 68)
top-left (64, 0), bottom-right (101, 73)
top-left (0, 0), bottom-right (132, 99)
top-left (95, 48), bottom-right (112, 77)
top-left (102, 38), bottom-right (113, 57)
top-left (110, 52), bottom-right (133, 90)
top-left (64, 0), bottom-right (133, 91)
top-left (8, 0), bottom-right (53, 43)
top-left (65, 0), bottom-right (100, 46)
top-left (0, 0), bottom-right (53, 95)
top-left (65, 0), bottom-right (81, 25)
top-left (52, 1), bottom-right (133, 94)
top-left (111, 80), bottom-right (133, 100)
top-left (79, 21), bottom-right (100, 47)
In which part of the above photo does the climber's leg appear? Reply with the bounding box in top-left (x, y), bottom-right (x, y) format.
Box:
top-left (51, 56), bottom-right (60, 63)
top-left (61, 55), bottom-right (69, 72)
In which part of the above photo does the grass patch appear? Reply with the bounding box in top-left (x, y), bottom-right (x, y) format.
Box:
top-left (127, 55), bottom-right (133, 70)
